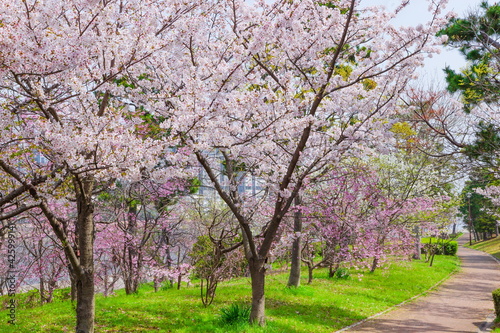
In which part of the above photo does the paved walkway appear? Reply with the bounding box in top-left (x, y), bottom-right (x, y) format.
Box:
top-left (343, 234), bottom-right (500, 333)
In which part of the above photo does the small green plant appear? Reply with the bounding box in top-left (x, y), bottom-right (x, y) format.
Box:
top-left (161, 280), bottom-right (173, 291)
top-left (219, 303), bottom-right (251, 326)
top-left (493, 288), bottom-right (500, 319)
top-left (334, 267), bottom-right (350, 279)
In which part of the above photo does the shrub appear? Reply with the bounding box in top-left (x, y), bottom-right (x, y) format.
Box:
top-left (219, 303), bottom-right (251, 326)
top-left (493, 289), bottom-right (500, 319)
top-left (161, 280), bottom-right (173, 291)
top-left (443, 241), bottom-right (458, 256)
top-left (421, 241), bottom-right (458, 256)
top-left (334, 267), bottom-right (350, 279)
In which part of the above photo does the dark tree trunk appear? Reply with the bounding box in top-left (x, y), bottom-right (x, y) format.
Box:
top-left (329, 263), bottom-right (340, 278)
top-left (40, 279), bottom-right (45, 304)
top-left (307, 264), bottom-right (313, 284)
top-left (413, 226), bottom-right (421, 260)
top-left (287, 196), bottom-right (302, 287)
top-left (165, 242), bottom-right (174, 287)
top-left (249, 258), bottom-right (266, 326)
top-left (154, 278), bottom-right (161, 292)
top-left (177, 246), bottom-right (182, 290)
top-left (103, 268), bottom-right (109, 297)
top-left (124, 205), bottom-right (140, 295)
top-left (74, 176), bottom-right (95, 333)
top-left (429, 252), bottom-right (436, 267)
top-left (76, 271), bottom-right (95, 333)
top-left (370, 257), bottom-right (379, 273)
top-left (70, 270), bottom-right (77, 302)
top-left (47, 280), bottom-right (56, 303)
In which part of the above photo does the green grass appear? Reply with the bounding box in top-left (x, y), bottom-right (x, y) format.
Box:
top-left (0, 256), bottom-right (459, 333)
top-left (421, 237), bottom-right (439, 243)
top-left (421, 232), bottom-right (462, 244)
top-left (466, 236), bottom-right (500, 260)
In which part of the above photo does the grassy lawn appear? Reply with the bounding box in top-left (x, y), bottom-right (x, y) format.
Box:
top-left (466, 236), bottom-right (500, 260)
top-left (0, 256), bottom-right (459, 333)
top-left (421, 232), bottom-right (462, 244)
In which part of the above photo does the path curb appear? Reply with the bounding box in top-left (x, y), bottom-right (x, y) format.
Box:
top-left (335, 263), bottom-right (460, 333)
top-left (474, 249), bottom-right (500, 333)
top-left (338, 236), bottom-right (500, 333)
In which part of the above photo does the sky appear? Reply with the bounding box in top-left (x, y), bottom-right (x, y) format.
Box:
top-left (374, 0), bottom-right (488, 198)
top-left (252, 0), bottom-right (486, 86)
top-left (368, 0), bottom-right (484, 87)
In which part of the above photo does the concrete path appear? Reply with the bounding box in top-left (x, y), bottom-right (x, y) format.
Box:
top-left (343, 234), bottom-right (500, 333)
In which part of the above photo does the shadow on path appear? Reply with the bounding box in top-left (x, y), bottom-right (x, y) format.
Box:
top-left (342, 234), bottom-right (500, 333)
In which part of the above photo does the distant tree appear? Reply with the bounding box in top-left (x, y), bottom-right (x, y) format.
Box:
top-left (438, 1), bottom-right (500, 111)
top-left (460, 168), bottom-right (499, 240)
top-left (94, 179), bottom-right (189, 295)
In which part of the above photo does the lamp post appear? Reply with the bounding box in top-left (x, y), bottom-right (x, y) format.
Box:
top-left (467, 192), bottom-right (472, 246)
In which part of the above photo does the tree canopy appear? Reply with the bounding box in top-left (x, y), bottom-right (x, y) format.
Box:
top-left (438, 1), bottom-right (500, 111)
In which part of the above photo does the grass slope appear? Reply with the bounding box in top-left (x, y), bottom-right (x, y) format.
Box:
top-left (1, 256), bottom-right (459, 333)
top-left (467, 236), bottom-right (500, 260)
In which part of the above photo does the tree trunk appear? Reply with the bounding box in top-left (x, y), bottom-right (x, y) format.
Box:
top-left (103, 267), bottom-right (109, 297)
top-left (287, 196), bottom-right (302, 287)
top-left (429, 251), bottom-right (436, 267)
top-left (177, 246), bottom-right (182, 290)
top-left (124, 204), bottom-right (139, 295)
top-left (124, 277), bottom-right (132, 295)
top-left (249, 258), bottom-right (266, 326)
top-left (70, 272), bottom-right (77, 302)
top-left (40, 278), bottom-right (45, 304)
top-left (413, 225), bottom-right (421, 260)
top-left (76, 272), bottom-right (94, 333)
top-left (75, 176), bottom-right (95, 333)
top-left (307, 264), bottom-right (313, 284)
top-left (370, 257), bottom-right (379, 273)
top-left (47, 280), bottom-right (56, 303)
top-left (154, 278), bottom-right (160, 292)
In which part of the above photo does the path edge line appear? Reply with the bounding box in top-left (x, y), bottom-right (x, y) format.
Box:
top-left (334, 259), bottom-right (461, 333)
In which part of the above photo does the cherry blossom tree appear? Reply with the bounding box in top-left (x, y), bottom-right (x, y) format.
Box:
top-left (297, 161), bottom-right (442, 282)
top-left (94, 178), bottom-right (190, 295)
top-left (18, 216), bottom-right (68, 304)
top-left (298, 164), bottom-right (379, 281)
top-left (0, 0), bottom-right (455, 328)
top-left (153, 0), bottom-right (450, 324)
top-left (0, 1), bottom-right (197, 331)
